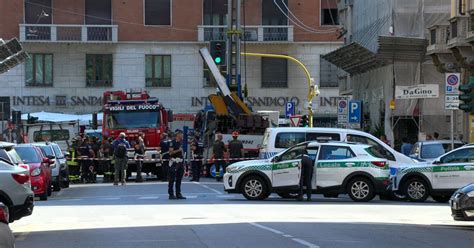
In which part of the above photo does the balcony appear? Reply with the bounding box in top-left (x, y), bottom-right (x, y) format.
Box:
top-left (426, 25), bottom-right (449, 55)
top-left (197, 25), bottom-right (294, 42)
top-left (446, 16), bottom-right (469, 48)
top-left (19, 24), bottom-right (118, 43)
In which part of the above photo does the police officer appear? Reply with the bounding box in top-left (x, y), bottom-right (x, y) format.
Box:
top-left (159, 132), bottom-right (170, 182)
top-left (168, 130), bottom-right (186, 200)
top-left (298, 149), bottom-right (314, 202)
top-left (228, 131), bottom-right (244, 163)
top-left (190, 135), bottom-right (203, 182)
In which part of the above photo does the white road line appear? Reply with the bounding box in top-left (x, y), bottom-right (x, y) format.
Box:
top-left (193, 182), bottom-right (223, 194)
top-left (101, 197), bottom-right (120, 200)
top-left (292, 238), bottom-right (320, 248)
top-left (57, 198), bottom-right (83, 202)
top-left (216, 195), bottom-right (235, 198)
top-left (186, 195), bottom-right (198, 199)
top-left (249, 223), bottom-right (320, 248)
top-left (137, 196), bottom-right (159, 200)
top-left (15, 232), bottom-right (29, 241)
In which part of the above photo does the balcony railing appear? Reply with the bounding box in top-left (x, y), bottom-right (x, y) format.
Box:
top-left (198, 25), bottom-right (294, 42)
top-left (19, 24), bottom-right (118, 43)
top-left (447, 16), bottom-right (469, 47)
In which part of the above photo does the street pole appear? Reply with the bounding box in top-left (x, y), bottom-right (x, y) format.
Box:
top-left (451, 110), bottom-right (454, 150)
top-left (226, 0), bottom-right (242, 99)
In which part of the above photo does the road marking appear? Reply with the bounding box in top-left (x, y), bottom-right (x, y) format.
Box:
top-left (137, 196), bottom-right (159, 200)
top-left (217, 195), bottom-right (235, 198)
top-left (193, 182), bottom-right (223, 194)
top-left (292, 238), bottom-right (321, 248)
top-left (57, 198), bottom-right (83, 202)
top-left (249, 223), bottom-right (320, 248)
top-left (15, 232), bottom-right (29, 241)
top-left (101, 197), bottom-right (120, 200)
top-left (186, 195), bottom-right (198, 199)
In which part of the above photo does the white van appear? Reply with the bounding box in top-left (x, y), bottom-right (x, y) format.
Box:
top-left (259, 127), bottom-right (414, 169)
top-left (25, 122), bottom-right (79, 152)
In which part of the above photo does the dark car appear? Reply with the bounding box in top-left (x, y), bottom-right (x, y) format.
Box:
top-left (0, 202), bottom-right (14, 248)
top-left (450, 183), bottom-right (474, 221)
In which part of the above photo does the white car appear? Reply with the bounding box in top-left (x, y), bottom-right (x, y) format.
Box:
top-left (0, 159), bottom-right (34, 222)
top-left (391, 145), bottom-right (474, 202)
top-left (224, 141), bottom-right (391, 202)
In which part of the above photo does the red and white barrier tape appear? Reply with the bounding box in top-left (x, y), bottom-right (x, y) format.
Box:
top-left (69, 157), bottom-right (258, 163)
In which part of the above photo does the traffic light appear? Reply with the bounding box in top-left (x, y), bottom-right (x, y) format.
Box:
top-left (459, 77), bottom-right (474, 113)
top-left (300, 115), bottom-right (309, 127)
top-left (210, 41), bottom-right (226, 66)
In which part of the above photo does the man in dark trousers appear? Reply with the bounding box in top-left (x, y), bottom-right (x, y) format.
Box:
top-left (212, 132), bottom-right (226, 181)
top-left (228, 131), bottom-right (244, 163)
top-left (168, 130), bottom-right (186, 200)
top-left (298, 150), bottom-right (314, 202)
top-left (159, 132), bottom-right (170, 182)
top-left (190, 136), bottom-right (203, 182)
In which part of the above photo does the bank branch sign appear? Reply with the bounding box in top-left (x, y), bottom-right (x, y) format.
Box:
top-left (395, 84), bottom-right (439, 99)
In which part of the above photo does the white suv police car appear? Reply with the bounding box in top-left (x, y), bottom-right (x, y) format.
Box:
top-left (391, 145), bottom-right (474, 202)
top-left (224, 141), bottom-right (390, 202)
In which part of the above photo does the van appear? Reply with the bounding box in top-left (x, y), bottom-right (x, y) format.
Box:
top-left (259, 127), bottom-right (414, 168)
top-left (25, 122), bottom-right (79, 152)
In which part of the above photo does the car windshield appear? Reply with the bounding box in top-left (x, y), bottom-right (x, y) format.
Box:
top-left (40, 146), bottom-right (55, 157)
top-left (52, 145), bottom-right (64, 159)
top-left (105, 111), bottom-right (160, 129)
top-left (420, 144), bottom-right (446, 159)
top-left (15, 147), bottom-right (41, 163)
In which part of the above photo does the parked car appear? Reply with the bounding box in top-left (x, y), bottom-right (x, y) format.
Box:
top-left (0, 159), bottom-right (34, 222)
top-left (392, 145), bottom-right (474, 202)
top-left (225, 141), bottom-right (391, 202)
top-left (0, 202), bottom-right (15, 248)
top-left (33, 142), bottom-right (69, 190)
top-left (15, 144), bottom-right (53, 201)
top-left (0, 141), bottom-right (29, 169)
top-left (450, 183), bottom-right (474, 221)
top-left (409, 140), bottom-right (464, 162)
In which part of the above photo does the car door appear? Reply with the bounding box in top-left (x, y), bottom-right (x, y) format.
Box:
top-left (432, 147), bottom-right (474, 190)
top-left (271, 144), bottom-right (306, 188)
top-left (316, 145), bottom-right (357, 188)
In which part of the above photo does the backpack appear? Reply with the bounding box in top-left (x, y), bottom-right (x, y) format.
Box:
top-left (115, 143), bottom-right (127, 158)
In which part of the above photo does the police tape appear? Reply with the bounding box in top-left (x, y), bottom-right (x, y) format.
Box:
top-left (69, 157), bottom-right (258, 163)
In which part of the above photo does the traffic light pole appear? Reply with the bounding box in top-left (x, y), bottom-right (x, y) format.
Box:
top-left (226, 0), bottom-right (242, 99)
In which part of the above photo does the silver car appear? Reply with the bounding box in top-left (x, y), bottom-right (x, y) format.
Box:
top-left (409, 140), bottom-right (464, 162)
top-left (0, 202), bottom-right (14, 248)
top-left (33, 142), bottom-right (69, 191)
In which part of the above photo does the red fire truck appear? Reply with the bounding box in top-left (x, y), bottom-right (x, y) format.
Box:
top-left (102, 89), bottom-right (172, 177)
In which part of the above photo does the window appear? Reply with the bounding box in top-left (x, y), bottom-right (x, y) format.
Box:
top-left (262, 57), bottom-right (287, 88)
top-left (33, 130), bottom-right (70, 142)
top-left (346, 134), bottom-right (395, 161)
top-left (430, 29), bottom-right (436, 45)
top-left (0, 150), bottom-right (11, 164)
top-left (321, 0), bottom-right (338, 25)
top-left (262, 0), bottom-right (287, 25)
top-left (275, 132), bottom-right (306, 149)
top-left (52, 144), bottom-right (64, 159)
top-left (25, 0), bottom-right (52, 24)
top-left (441, 148), bottom-right (474, 164)
top-left (203, 64), bottom-right (226, 87)
top-left (204, 0), bottom-right (227, 25)
top-left (85, 0), bottom-right (112, 24)
top-left (25, 54), bottom-right (53, 86)
top-left (86, 54), bottom-right (113, 87)
top-left (451, 21), bottom-right (458, 38)
top-left (306, 132), bottom-right (341, 141)
top-left (318, 145), bottom-right (354, 160)
top-left (15, 147), bottom-right (41, 164)
top-left (320, 57), bottom-right (338, 87)
top-left (146, 55), bottom-right (171, 87)
top-left (280, 144), bottom-right (307, 161)
top-left (145, 0), bottom-right (171, 25)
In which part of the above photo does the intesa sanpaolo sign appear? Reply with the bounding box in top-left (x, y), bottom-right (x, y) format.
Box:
top-left (395, 84), bottom-right (439, 99)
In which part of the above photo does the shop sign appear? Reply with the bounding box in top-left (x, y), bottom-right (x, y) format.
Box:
top-left (11, 95), bottom-right (102, 106)
top-left (395, 84), bottom-right (439, 99)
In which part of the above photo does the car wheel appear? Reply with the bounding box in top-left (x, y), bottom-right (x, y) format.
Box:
top-left (53, 182), bottom-right (61, 192)
top-left (39, 192), bottom-right (48, 201)
top-left (277, 193), bottom-right (299, 199)
top-left (347, 177), bottom-right (375, 202)
top-left (404, 178), bottom-right (429, 202)
top-left (432, 195), bottom-right (450, 203)
top-left (241, 175), bottom-right (269, 201)
top-left (62, 180), bottom-right (70, 188)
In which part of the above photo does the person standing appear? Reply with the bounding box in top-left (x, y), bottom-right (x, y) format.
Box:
top-left (190, 136), bottom-right (203, 182)
top-left (112, 132), bottom-right (131, 186)
top-left (159, 132), bottom-right (170, 182)
top-left (298, 150), bottom-right (314, 202)
top-left (168, 130), bottom-right (186, 200)
top-left (101, 137), bottom-right (114, 182)
top-left (228, 131), bottom-right (244, 163)
top-left (400, 138), bottom-right (413, 156)
top-left (134, 137), bottom-right (145, 183)
top-left (212, 133), bottom-right (227, 181)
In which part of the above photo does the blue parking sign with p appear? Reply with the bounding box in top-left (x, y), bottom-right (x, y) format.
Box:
top-left (285, 102), bottom-right (295, 118)
top-left (348, 100), bottom-right (362, 124)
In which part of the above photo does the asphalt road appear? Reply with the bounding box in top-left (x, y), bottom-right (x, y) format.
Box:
top-left (10, 178), bottom-right (474, 248)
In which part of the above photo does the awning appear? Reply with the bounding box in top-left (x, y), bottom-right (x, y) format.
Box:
top-left (21, 111), bottom-right (103, 126)
top-left (322, 36), bottom-right (427, 75)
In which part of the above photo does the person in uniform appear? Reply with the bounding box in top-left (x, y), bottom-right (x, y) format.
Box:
top-left (228, 131), bottom-right (244, 163)
top-left (298, 150), bottom-right (314, 202)
top-left (67, 137), bottom-right (81, 182)
top-left (168, 130), bottom-right (186, 200)
top-left (159, 132), bottom-right (170, 182)
top-left (190, 136), bottom-right (203, 182)
top-left (212, 133), bottom-right (227, 181)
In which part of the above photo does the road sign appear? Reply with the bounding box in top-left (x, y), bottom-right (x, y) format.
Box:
top-left (445, 95), bottom-right (460, 110)
top-left (337, 99), bottom-right (348, 124)
top-left (285, 102), bottom-right (296, 118)
top-left (348, 100), bottom-right (362, 128)
top-left (290, 115), bottom-right (302, 127)
top-left (446, 73), bottom-right (460, 95)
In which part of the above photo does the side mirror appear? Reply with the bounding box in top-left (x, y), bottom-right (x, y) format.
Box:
top-left (271, 156), bottom-right (280, 163)
top-left (433, 160), bottom-right (442, 165)
top-left (47, 155), bottom-right (56, 160)
top-left (42, 157), bottom-right (51, 164)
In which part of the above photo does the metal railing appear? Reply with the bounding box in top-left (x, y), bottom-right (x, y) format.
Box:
top-left (20, 24), bottom-right (118, 42)
top-left (198, 25), bottom-right (294, 42)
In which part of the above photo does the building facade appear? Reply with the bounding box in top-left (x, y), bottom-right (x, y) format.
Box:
top-left (0, 0), bottom-right (342, 121)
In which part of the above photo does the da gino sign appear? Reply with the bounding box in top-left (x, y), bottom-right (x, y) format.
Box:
top-left (395, 84), bottom-right (439, 99)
